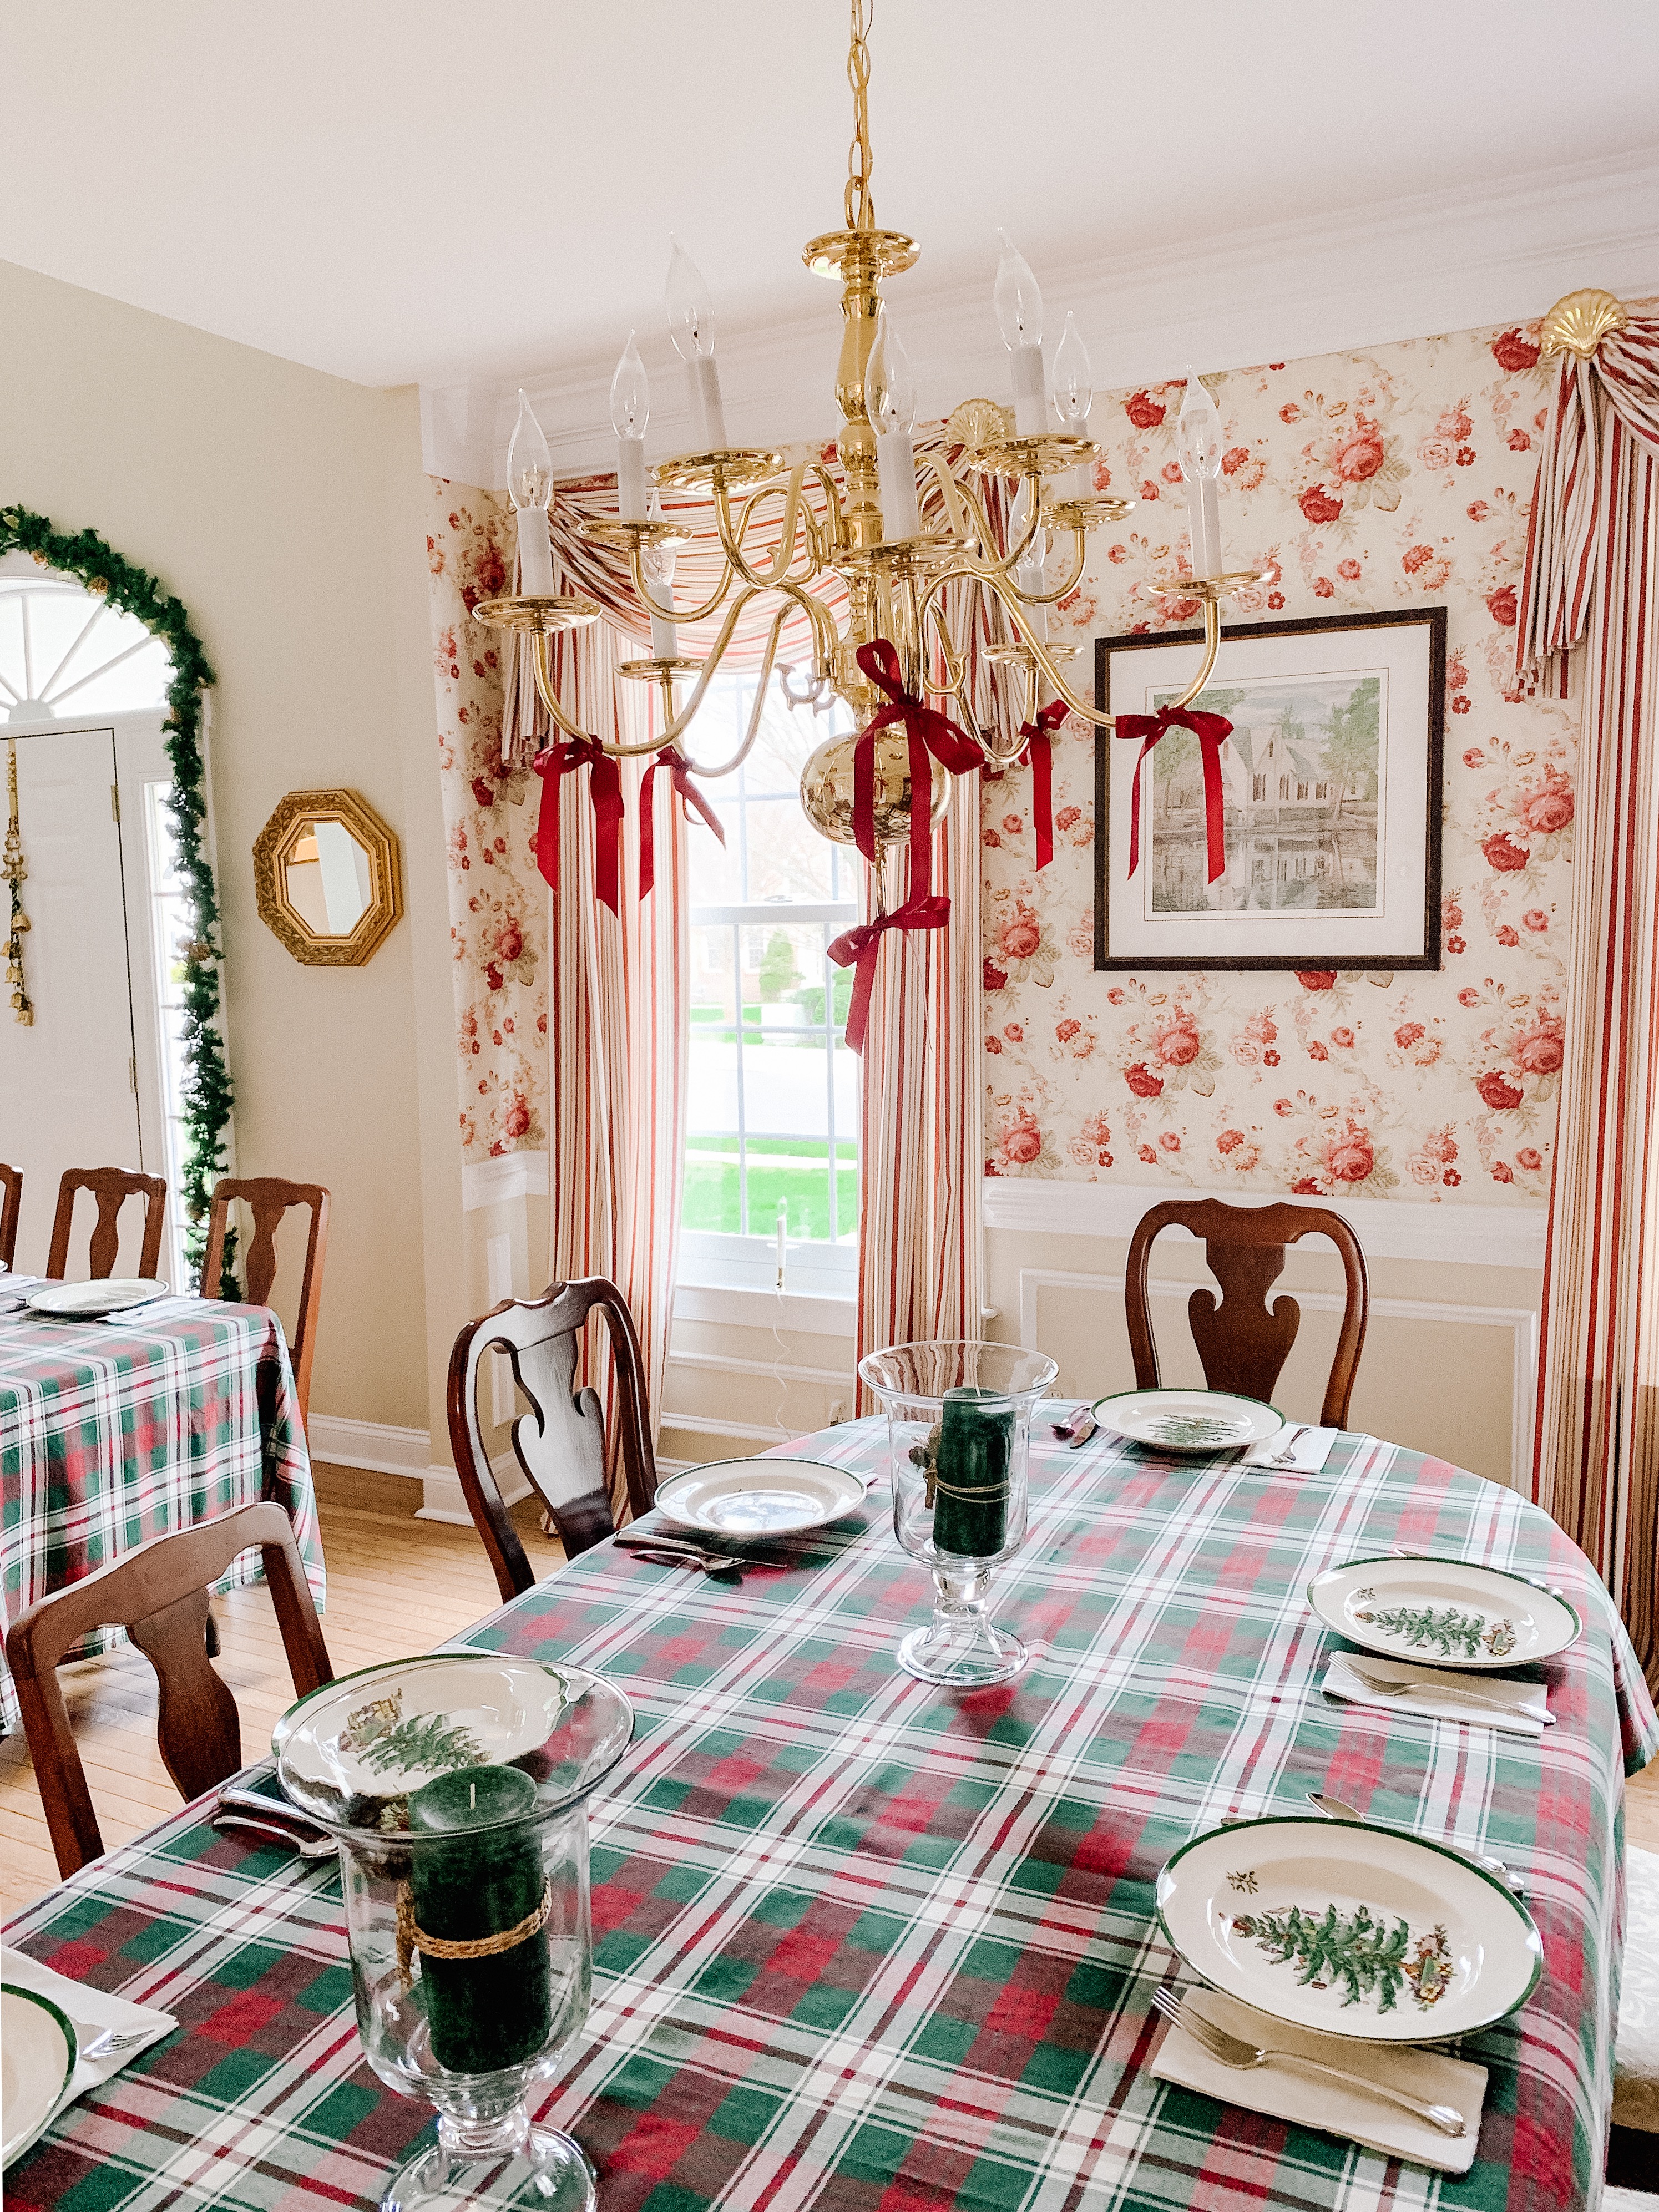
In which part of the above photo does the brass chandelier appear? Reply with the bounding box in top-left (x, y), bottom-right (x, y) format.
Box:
top-left (474, 0), bottom-right (1264, 852)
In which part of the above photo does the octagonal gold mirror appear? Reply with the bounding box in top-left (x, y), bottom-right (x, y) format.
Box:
top-left (253, 789), bottom-right (403, 966)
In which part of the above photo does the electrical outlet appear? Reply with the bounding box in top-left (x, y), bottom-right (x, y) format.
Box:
top-left (827, 1397), bottom-right (846, 1426)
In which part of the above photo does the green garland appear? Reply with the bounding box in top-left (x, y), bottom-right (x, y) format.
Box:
top-left (0, 507), bottom-right (234, 1280)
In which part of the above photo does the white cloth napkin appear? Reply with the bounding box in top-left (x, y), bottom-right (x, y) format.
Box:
top-left (1322, 1650), bottom-right (1551, 1735)
top-left (1, 1945), bottom-right (177, 2116)
top-left (1152, 1984), bottom-right (1485, 2174)
top-left (1240, 1426), bottom-right (1341, 1472)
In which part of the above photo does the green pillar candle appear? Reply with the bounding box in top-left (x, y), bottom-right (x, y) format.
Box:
top-left (407, 1763), bottom-right (552, 2074)
top-left (931, 1386), bottom-right (1014, 1559)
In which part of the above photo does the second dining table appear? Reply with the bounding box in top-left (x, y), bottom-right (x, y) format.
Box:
top-left (0, 1286), bottom-right (322, 1734)
top-left (2, 1414), bottom-right (1653, 2211)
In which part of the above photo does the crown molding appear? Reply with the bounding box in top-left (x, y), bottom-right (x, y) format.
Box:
top-left (422, 148), bottom-right (1659, 488)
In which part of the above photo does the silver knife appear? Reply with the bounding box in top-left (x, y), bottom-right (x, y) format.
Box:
top-left (1067, 1411), bottom-right (1099, 1449)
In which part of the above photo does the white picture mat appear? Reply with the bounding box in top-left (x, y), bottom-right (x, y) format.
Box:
top-left (1102, 621), bottom-right (1435, 964)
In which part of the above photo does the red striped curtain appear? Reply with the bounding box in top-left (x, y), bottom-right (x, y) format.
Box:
top-left (1518, 312), bottom-right (1659, 1683)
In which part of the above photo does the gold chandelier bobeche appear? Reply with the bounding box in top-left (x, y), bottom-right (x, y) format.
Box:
top-left (476, 1), bottom-right (1265, 848)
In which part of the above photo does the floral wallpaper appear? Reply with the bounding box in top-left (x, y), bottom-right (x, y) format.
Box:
top-left (983, 315), bottom-right (1573, 1209)
top-left (424, 484), bottom-right (551, 1163)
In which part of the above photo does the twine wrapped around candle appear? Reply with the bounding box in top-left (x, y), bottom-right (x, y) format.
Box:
top-left (396, 1880), bottom-right (553, 1986)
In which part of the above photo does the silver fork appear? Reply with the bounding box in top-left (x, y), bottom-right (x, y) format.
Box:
top-left (81, 2026), bottom-right (155, 2062)
top-left (1150, 1987), bottom-right (1464, 2137)
top-left (1344, 1659), bottom-right (1541, 1718)
top-left (1264, 1424), bottom-right (1312, 1466)
top-left (615, 1543), bottom-right (740, 1576)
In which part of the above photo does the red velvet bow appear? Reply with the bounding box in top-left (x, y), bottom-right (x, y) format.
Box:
top-left (532, 737), bottom-right (625, 915)
top-left (1114, 706), bottom-right (1234, 883)
top-left (827, 893), bottom-right (950, 1055)
top-left (638, 746), bottom-right (725, 901)
top-left (852, 638), bottom-right (982, 894)
top-left (1017, 697), bottom-right (1069, 870)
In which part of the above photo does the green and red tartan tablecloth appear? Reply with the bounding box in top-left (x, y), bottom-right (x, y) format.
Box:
top-left (3, 1420), bottom-right (1654, 2211)
top-left (0, 1296), bottom-right (323, 1732)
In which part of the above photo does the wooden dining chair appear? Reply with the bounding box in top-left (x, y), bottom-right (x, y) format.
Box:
top-left (1125, 1197), bottom-right (1370, 1429)
top-left (447, 1278), bottom-right (659, 1601)
top-left (0, 1161), bottom-right (20, 1269)
top-left (200, 1177), bottom-right (331, 1430)
top-left (46, 1166), bottom-right (168, 1280)
top-left (5, 1501), bottom-right (333, 1878)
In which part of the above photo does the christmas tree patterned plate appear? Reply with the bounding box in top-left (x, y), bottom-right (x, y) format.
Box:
top-left (1157, 1816), bottom-right (1541, 2042)
top-left (1308, 1554), bottom-right (1582, 1671)
top-left (2, 1985), bottom-right (77, 2168)
top-left (652, 1459), bottom-right (869, 1536)
top-left (1091, 1388), bottom-right (1282, 1456)
top-left (272, 1653), bottom-right (633, 1835)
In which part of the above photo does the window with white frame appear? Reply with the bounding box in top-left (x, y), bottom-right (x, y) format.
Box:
top-left (681, 671), bottom-right (859, 1296)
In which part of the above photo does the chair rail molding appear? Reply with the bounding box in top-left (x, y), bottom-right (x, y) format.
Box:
top-left (1015, 1267), bottom-right (1539, 1491)
top-left (982, 1178), bottom-right (1547, 1272)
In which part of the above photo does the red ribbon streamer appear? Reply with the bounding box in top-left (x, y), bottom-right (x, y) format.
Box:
top-left (1017, 697), bottom-right (1069, 870)
top-left (532, 737), bottom-right (625, 915)
top-left (1114, 706), bottom-right (1234, 883)
top-left (851, 639), bottom-right (982, 887)
top-left (827, 893), bottom-right (950, 1055)
top-left (638, 746), bottom-right (725, 901)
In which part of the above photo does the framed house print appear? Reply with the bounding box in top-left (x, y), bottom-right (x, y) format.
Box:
top-left (1093, 606), bottom-right (1445, 971)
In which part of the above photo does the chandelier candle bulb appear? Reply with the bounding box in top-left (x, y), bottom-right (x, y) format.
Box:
top-left (1053, 311), bottom-right (1095, 497)
top-left (406, 1763), bottom-right (552, 2075)
top-left (666, 237), bottom-right (729, 450)
top-left (611, 330), bottom-right (678, 657)
top-left (866, 308), bottom-right (922, 541)
top-left (995, 232), bottom-right (1048, 436)
top-left (1176, 366), bottom-right (1225, 580)
top-left (932, 1388), bottom-right (1015, 1558)
top-left (644, 494), bottom-right (679, 661)
top-left (507, 389), bottom-right (556, 597)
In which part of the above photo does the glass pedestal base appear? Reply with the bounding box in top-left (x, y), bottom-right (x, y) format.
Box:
top-left (897, 1567), bottom-right (1028, 1687)
top-left (381, 2110), bottom-right (596, 2212)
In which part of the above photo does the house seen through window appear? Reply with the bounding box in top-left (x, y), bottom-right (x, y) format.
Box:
top-left (681, 671), bottom-right (859, 1294)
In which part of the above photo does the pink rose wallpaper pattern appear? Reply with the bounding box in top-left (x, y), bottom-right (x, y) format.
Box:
top-left (985, 317), bottom-right (1572, 1209)
top-left (427, 315), bottom-right (1572, 1207)
top-left (426, 488), bottom-right (550, 1163)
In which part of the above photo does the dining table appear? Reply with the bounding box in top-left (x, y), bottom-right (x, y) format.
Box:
top-left (2, 1414), bottom-right (1654, 2211)
top-left (0, 1286), bottom-right (323, 1733)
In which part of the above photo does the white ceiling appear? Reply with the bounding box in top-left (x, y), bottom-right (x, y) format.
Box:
top-left (4, 0), bottom-right (1658, 407)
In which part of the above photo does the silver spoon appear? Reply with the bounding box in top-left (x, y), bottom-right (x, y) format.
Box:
top-left (617, 1543), bottom-right (740, 1576)
top-left (1307, 1791), bottom-right (1524, 1894)
top-left (212, 1816), bottom-right (336, 1859)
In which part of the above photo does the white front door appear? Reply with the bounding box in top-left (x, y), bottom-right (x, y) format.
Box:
top-left (0, 717), bottom-right (176, 1276)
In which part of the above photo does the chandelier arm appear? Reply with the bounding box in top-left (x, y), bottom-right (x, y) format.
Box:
top-left (625, 540), bottom-right (738, 628)
top-left (712, 467), bottom-right (821, 593)
top-left (669, 603), bottom-right (797, 776)
top-left (1010, 530), bottom-right (1089, 608)
top-left (927, 615), bottom-right (995, 751)
top-left (529, 633), bottom-right (603, 743)
top-left (811, 464), bottom-right (852, 555)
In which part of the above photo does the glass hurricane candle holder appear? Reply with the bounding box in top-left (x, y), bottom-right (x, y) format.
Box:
top-left (857, 1340), bottom-right (1058, 1686)
top-left (273, 1654), bottom-right (634, 2212)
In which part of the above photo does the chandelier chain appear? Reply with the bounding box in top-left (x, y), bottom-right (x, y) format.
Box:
top-left (844, 0), bottom-right (874, 232)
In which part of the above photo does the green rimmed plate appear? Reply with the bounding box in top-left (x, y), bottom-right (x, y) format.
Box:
top-left (1156, 1814), bottom-right (1541, 2043)
top-left (1309, 1554), bottom-right (1582, 1671)
top-left (1092, 1388), bottom-right (1282, 1456)
top-left (2, 1984), bottom-right (78, 2167)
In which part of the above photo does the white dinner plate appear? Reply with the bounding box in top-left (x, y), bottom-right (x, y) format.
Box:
top-left (24, 1278), bottom-right (170, 1319)
top-left (1308, 1553), bottom-right (1582, 1672)
top-left (1091, 1388), bottom-right (1282, 1456)
top-left (2, 1983), bottom-right (78, 2168)
top-left (1156, 1815), bottom-right (1541, 2043)
top-left (652, 1459), bottom-right (868, 1536)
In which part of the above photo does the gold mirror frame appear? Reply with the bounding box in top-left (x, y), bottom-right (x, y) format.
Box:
top-left (252, 788), bottom-right (403, 966)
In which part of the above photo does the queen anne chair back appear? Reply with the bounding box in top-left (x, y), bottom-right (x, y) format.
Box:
top-left (0, 1162), bottom-right (20, 1269)
top-left (6, 1501), bottom-right (333, 1877)
top-left (46, 1166), bottom-right (167, 1281)
top-left (447, 1279), bottom-right (658, 1599)
top-left (1125, 1198), bottom-right (1369, 1429)
top-left (200, 1177), bottom-right (331, 1433)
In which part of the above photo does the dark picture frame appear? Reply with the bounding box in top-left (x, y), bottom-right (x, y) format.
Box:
top-left (1092, 606), bottom-right (1445, 972)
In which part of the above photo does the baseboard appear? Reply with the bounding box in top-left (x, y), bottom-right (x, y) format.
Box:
top-left (306, 1413), bottom-right (433, 1477)
top-left (415, 1461), bottom-right (533, 1526)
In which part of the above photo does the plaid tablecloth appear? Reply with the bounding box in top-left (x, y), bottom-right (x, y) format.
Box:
top-left (0, 1295), bottom-right (323, 1732)
top-left (3, 1421), bottom-right (1653, 2211)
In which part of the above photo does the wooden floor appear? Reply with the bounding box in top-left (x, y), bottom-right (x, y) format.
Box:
top-left (3, 1464), bottom-right (1658, 1920)
top-left (0, 1465), bottom-right (564, 1919)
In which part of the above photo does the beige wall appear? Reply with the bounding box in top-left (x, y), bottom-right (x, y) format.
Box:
top-left (0, 257), bottom-right (452, 1436)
